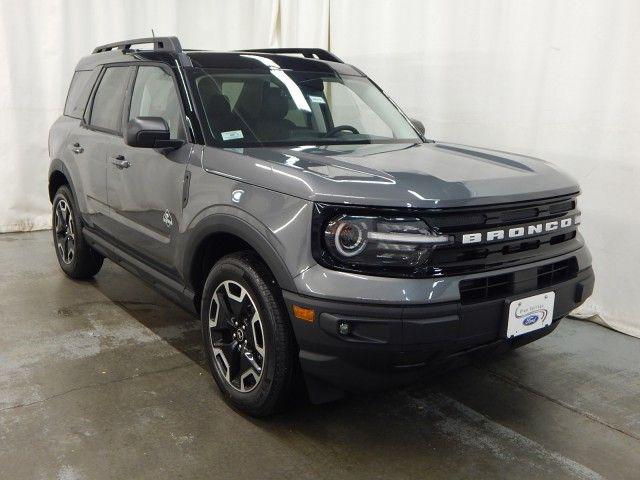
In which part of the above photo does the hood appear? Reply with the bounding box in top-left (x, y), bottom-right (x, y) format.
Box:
top-left (201, 141), bottom-right (580, 208)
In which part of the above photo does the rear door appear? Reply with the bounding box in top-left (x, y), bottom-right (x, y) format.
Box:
top-left (68, 65), bottom-right (133, 232)
top-left (106, 64), bottom-right (192, 276)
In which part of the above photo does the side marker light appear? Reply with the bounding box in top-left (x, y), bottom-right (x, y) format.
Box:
top-left (293, 305), bottom-right (315, 323)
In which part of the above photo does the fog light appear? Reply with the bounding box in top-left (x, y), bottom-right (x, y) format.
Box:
top-left (338, 322), bottom-right (351, 336)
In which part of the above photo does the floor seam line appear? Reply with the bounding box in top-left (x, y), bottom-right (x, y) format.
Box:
top-left (479, 366), bottom-right (640, 442)
top-left (0, 361), bottom-right (195, 413)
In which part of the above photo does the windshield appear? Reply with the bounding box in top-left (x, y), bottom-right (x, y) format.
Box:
top-left (190, 67), bottom-right (422, 147)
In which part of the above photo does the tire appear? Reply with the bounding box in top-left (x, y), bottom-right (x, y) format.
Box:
top-left (201, 251), bottom-right (297, 417)
top-left (52, 185), bottom-right (104, 279)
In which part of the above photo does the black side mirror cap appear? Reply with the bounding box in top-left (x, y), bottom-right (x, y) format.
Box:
top-left (409, 118), bottom-right (426, 136)
top-left (124, 116), bottom-right (184, 149)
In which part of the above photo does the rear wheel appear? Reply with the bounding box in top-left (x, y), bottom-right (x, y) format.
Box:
top-left (201, 252), bottom-right (297, 416)
top-left (52, 185), bottom-right (103, 279)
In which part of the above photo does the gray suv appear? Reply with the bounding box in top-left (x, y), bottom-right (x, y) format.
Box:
top-left (48, 37), bottom-right (594, 416)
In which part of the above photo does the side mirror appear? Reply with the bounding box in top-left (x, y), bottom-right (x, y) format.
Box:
top-left (410, 118), bottom-right (426, 136)
top-left (124, 116), bottom-right (184, 149)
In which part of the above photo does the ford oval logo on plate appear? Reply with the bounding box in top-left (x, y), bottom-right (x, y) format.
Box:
top-left (522, 314), bottom-right (539, 326)
top-left (507, 292), bottom-right (555, 338)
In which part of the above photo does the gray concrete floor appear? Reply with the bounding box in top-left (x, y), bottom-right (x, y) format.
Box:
top-left (1, 231), bottom-right (639, 480)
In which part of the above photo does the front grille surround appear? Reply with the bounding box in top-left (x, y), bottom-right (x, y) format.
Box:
top-left (423, 193), bottom-right (581, 276)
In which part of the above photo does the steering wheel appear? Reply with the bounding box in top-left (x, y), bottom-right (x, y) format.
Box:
top-left (323, 125), bottom-right (360, 137)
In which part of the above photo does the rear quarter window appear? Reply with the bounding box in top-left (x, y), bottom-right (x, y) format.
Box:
top-left (63, 69), bottom-right (98, 119)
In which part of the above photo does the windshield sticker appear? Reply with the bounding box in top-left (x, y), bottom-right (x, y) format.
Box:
top-left (221, 130), bottom-right (244, 141)
top-left (309, 95), bottom-right (326, 104)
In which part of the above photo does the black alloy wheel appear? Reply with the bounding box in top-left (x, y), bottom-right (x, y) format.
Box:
top-left (52, 185), bottom-right (103, 279)
top-left (208, 280), bottom-right (266, 392)
top-left (54, 197), bottom-right (75, 265)
top-left (201, 252), bottom-right (298, 416)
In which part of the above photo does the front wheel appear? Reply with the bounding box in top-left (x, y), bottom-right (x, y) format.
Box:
top-left (201, 252), bottom-right (297, 416)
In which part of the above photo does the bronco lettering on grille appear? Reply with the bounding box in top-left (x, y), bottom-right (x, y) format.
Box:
top-left (461, 215), bottom-right (580, 244)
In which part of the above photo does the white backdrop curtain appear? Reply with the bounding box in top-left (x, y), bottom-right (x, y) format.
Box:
top-left (0, 0), bottom-right (280, 232)
top-left (1, 0), bottom-right (638, 337)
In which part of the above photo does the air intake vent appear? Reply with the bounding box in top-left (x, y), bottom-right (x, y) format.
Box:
top-left (537, 258), bottom-right (578, 288)
top-left (459, 272), bottom-right (514, 304)
top-left (459, 257), bottom-right (579, 304)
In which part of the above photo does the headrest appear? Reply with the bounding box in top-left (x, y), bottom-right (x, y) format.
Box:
top-left (198, 77), bottom-right (223, 105)
top-left (261, 88), bottom-right (289, 120)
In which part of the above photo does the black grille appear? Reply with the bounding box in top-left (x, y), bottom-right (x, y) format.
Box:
top-left (502, 207), bottom-right (539, 222)
top-left (550, 200), bottom-right (576, 214)
top-left (537, 257), bottom-right (578, 288)
top-left (460, 257), bottom-right (579, 304)
top-left (425, 194), bottom-right (581, 276)
top-left (459, 272), bottom-right (514, 304)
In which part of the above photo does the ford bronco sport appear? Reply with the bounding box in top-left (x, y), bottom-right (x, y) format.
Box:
top-left (48, 37), bottom-right (594, 416)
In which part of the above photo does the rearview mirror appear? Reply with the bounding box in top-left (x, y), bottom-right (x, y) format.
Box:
top-left (124, 116), bottom-right (184, 149)
top-left (409, 118), bottom-right (426, 136)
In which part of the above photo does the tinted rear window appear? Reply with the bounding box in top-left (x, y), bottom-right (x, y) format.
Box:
top-left (64, 70), bottom-right (98, 119)
top-left (89, 66), bottom-right (130, 132)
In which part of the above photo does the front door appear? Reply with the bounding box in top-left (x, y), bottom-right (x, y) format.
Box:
top-left (106, 65), bottom-right (192, 276)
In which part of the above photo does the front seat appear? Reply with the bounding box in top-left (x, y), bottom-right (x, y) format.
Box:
top-left (198, 77), bottom-right (243, 138)
top-left (254, 88), bottom-right (294, 141)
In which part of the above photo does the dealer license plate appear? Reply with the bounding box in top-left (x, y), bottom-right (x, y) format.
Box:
top-left (506, 292), bottom-right (555, 338)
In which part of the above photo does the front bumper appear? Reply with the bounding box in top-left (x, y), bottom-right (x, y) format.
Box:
top-left (283, 264), bottom-right (594, 400)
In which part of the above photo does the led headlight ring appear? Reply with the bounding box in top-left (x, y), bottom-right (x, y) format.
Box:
top-left (334, 220), bottom-right (367, 257)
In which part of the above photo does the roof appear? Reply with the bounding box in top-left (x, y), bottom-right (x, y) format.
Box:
top-left (186, 51), bottom-right (363, 76)
top-left (75, 36), bottom-right (363, 76)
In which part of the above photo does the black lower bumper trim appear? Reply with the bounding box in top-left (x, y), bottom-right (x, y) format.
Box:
top-left (283, 267), bottom-right (594, 398)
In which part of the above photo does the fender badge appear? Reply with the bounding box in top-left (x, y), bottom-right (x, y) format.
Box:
top-left (232, 189), bottom-right (244, 203)
top-left (162, 209), bottom-right (173, 228)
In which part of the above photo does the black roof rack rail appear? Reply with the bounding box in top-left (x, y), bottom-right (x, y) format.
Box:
top-left (238, 48), bottom-right (343, 63)
top-left (92, 36), bottom-right (182, 54)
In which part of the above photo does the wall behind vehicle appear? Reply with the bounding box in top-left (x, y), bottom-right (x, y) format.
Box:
top-left (0, 0), bottom-right (282, 233)
top-left (327, 0), bottom-right (640, 337)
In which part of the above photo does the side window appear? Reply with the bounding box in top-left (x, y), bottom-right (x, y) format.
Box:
top-left (89, 66), bottom-right (130, 132)
top-left (129, 66), bottom-right (185, 139)
top-left (64, 69), bottom-right (99, 119)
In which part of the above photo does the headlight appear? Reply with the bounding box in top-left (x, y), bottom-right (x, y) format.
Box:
top-left (322, 214), bottom-right (452, 270)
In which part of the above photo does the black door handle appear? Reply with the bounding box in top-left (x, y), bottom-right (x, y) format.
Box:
top-left (71, 142), bottom-right (84, 154)
top-left (111, 155), bottom-right (130, 169)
